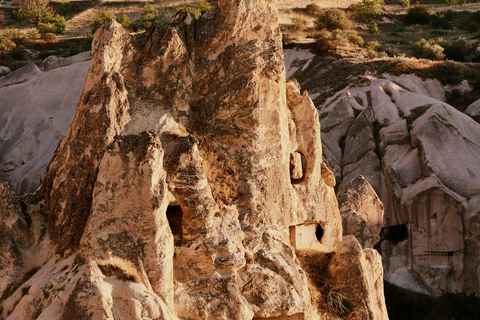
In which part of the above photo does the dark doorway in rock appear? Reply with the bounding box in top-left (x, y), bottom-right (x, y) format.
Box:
top-left (290, 151), bottom-right (307, 184)
top-left (380, 224), bottom-right (408, 245)
top-left (316, 224), bottom-right (324, 242)
top-left (448, 251), bottom-right (453, 257)
top-left (166, 206), bottom-right (183, 246)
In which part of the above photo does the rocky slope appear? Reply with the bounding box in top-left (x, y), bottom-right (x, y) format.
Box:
top-left (0, 1), bottom-right (388, 319)
top-left (286, 51), bottom-right (480, 295)
top-left (0, 52), bottom-right (90, 194)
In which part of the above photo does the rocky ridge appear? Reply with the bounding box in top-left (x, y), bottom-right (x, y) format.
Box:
top-left (0, 1), bottom-right (388, 319)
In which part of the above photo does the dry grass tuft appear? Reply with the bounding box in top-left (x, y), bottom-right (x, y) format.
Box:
top-left (96, 255), bottom-right (142, 283)
top-left (296, 250), bottom-right (335, 309)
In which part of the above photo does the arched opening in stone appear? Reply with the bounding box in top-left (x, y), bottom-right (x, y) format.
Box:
top-left (448, 251), bottom-right (453, 257)
top-left (290, 151), bottom-right (307, 184)
top-left (315, 224), bottom-right (324, 243)
top-left (166, 205), bottom-right (183, 246)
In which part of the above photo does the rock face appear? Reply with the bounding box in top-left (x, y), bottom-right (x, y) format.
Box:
top-left (337, 176), bottom-right (384, 249)
top-left (0, 53), bottom-right (90, 194)
top-left (0, 1), bottom-right (387, 319)
top-left (313, 74), bottom-right (480, 295)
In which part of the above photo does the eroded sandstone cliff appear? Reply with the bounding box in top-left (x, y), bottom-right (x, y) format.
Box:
top-left (0, 1), bottom-right (387, 319)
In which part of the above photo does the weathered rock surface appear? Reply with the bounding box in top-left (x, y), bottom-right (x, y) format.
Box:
top-left (313, 73), bottom-right (480, 295)
top-left (338, 176), bottom-right (384, 249)
top-left (0, 54), bottom-right (90, 194)
top-left (0, 1), bottom-right (387, 319)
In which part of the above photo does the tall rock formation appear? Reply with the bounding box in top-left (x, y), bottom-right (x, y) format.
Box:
top-left (0, 1), bottom-right (388, 319)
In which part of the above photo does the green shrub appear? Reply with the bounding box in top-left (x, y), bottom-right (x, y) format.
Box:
top-left (116, 14), bottom-right (131, 29)
top-left (12, 0), bottom-right (56, 24)
top-left (0, 37), bottom-right (16, 53)
top-left (291, 16), bottom-right (310, 31)
top-left (91, 9), bottom-right (116, 33)
top-left (411, 38), bottom-right (445, 60)
top-left (59, 0), bottom-right (71, 16)
top-left (178, 0), bottom-right (212, 19)
top-left (316, 9), bottom-right (350, 31)
top-left (195, 0), bottom-right (212, 14)
top-left (431, 12), bottom-right (453, 29)
top-left (129, 19), bottom-right (151, 32)
top-left (140, 4), bottom-right (157, 22)
top-left (314, 29), bottom-right (364, 54)
top-left (404, 5), bottom-right (430, 25)
top-left (398, 0), bottom-right (410, 7)
top-left (42, 14), bottom-right (66, 34)
top-left (441, 37), bottom-right (480, 61)
top-left (350, 0), bottom-right (384, 22)
top-left (305, 3), bottom-right (321, 16)
top-left (341, 29), bottom-right (364, 46)
top-left (37, 22), bottom-right (57, 35)
top-left (26, 28), bottom-right (39, 40)
top-left (368, 22), bottom-right (380, 33)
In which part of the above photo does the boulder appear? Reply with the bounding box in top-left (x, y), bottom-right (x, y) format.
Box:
top-left (338, 175), bottom-right (384, 249)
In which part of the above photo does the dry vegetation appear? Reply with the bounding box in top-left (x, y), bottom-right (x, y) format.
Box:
top-left (96, 255), bottom-right (143, 283)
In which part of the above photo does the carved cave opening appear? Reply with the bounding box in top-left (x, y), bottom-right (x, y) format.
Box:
top-left (166, 205), bottom-right (183, 246)
top-left (380, 224), bottom-right (408, 245)
top-left (316, 224), bottom-right (324, 243)
top-left (290, 151), bottom-right (307, 184)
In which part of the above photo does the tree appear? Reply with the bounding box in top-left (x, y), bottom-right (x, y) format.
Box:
top-left (13, 0), bottom-right (56, 24)
top-left (12, 0), bottom-right (66, 34)
top-left (350, 0), bottom-right (384, 22)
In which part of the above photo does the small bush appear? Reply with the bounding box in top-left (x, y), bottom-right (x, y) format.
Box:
top-left (59, 0), bottom-right (71, 16)
top-left (404, 6), bottom-right (430, 25)
top-left (305, 3), bottom-right (321, 16)
top-left (316, 9), bottom-right (350, 31)
top-left (291, 16), bottom-right (310, 31)
top-left (178, 0), bottom-right (212, 19)
top-left (42, 15), bottom-right (66, 34)
top-left (350, 0), bottom-right (384, 22)
top-left (140, 4), bottom-right (157, 22)
top-left (116, 14), bottom-right (131, 29)
top-left (441, 37), bottom-right (480, 62)
top-left (411, 38), bottom-right (445, 60)
top-left (368, 22), bottom-right (380, 33)
top-left (0, 37), bottom-right (16, 53)
top-left (399, 0), bottom-right (410, 7)
top-left (37, 22), bottom-right (57, 35)
top-left (314, 29), bottom-right (364, 54)
top-left (195, 0), bottom-right (212, 14)
top-left (467, 21), bottom-right (480, 33)
top-left (91, 9), bottom-right (116, 33)
top-left (431, 12), bottom-right (453, 29)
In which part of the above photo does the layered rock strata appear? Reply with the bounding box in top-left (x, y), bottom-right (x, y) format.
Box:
top-left (0, 1), bottom-right (387, 319)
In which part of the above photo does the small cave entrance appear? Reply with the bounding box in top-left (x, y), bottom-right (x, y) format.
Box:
top-left (290, 151), bottom-right (307, 184)
top-left (315, 224), bottom-right (324, 243)
top-left (380, 224), bottom-right (408, 245)
top-left (166, 206), bottom-right (183, 246)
